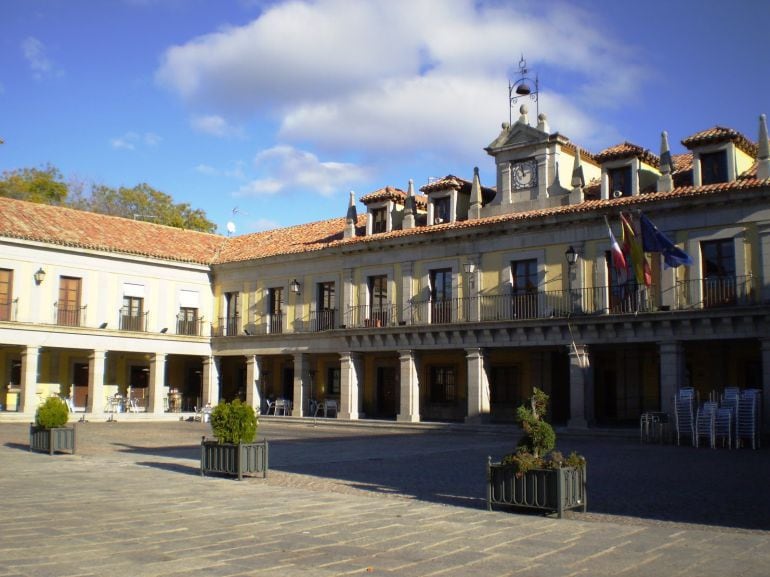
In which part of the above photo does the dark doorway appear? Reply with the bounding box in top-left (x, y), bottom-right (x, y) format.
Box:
top-left (375, 366), bottom-right (397, 418)
top-left (73, 362), bottom-right (89, 407)
top-left (282, 366), bottom-right (294, 401)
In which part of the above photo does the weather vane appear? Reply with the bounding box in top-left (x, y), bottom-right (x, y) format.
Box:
top-left (508, 54), bottom-right (539, 124)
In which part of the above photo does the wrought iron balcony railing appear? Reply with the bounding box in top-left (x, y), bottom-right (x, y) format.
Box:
top-left (0, 298), bottom-right (18, 322)
top-left (176, 313), bottom-right (205, 336)
top-left (344, 304), bottom-right (398, 328)
top-left (119, 308), bottom-right (149, 332)
top-left (212, 315), bottom-right (241, 337)
top-left (55, 303), bottom-right (87, 327)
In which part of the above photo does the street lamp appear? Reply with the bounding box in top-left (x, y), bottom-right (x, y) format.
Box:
top-left (509, 54), bottom-right (539, 125)
top-left (34, 267), bottom-right (46, 285)
top-left (289, 279), bottom-right (301, 295)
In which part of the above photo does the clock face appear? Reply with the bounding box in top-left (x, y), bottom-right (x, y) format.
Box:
top-left (512, 159), bottom-right (537, 189)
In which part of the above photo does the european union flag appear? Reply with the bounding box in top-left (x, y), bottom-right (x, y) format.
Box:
top-left (640, 213), bottom-right (693, 268)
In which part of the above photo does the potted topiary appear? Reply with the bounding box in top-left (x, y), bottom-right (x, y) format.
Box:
top-left (200, 399), bottom-right (268, 480)
top-left (30, 396), bottom-right (76, 455)
top-left (487, 388), bottom-right (586, 518)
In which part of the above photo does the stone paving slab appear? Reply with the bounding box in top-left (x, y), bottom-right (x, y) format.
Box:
top-left (1, 421), bottom-right (769, 576)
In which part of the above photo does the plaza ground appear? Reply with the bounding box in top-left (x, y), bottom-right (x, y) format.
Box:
top-left (0, 419), bottom-right (768, 576)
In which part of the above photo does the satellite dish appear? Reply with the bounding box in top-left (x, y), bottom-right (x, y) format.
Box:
top-left (226, 221), bottom-right (236, 235)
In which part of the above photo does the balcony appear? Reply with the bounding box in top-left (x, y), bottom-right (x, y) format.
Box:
top-left (176, 313), bottom-right (205, 336)
top-left (119, 308), bottom-right (149, 332)
top-left (0, 298), bottom-right (18, 322)
top-left (212, 315), bottom-right (241, 337)
top-left (675, 275), bottom-right (756, 309)
top-left (344, 304), bottom-right (398, 329)
top-left (55, 303), bottom-right (86, 327)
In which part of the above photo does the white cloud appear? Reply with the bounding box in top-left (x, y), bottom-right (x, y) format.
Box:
top-left (21, 37), bottom-right (62, 80)
top-left (156, 0), bottom-right (647, 168)
top-left (110, 131), bottom-right (163, 151)
top-left (195, 163), bottom-right (219, 175)
top-left (235, 145), bottom-right (369, 198)
top-left (191, 114), bottom-right (244, 138)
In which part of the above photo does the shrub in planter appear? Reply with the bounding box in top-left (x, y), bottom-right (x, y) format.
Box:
top-left (30, 396), bottom-right (76, 455)
top-left (487, 388), bottom-right (586, 517)
top-left (201, 400), bottom-right (268, 480)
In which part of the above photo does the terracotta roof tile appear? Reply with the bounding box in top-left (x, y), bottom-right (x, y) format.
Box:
top-left (359, 186), bottom-right (427, 209)
top-left (595, 142), bottom-right (660, 167)
top-left (0, 197), bottom-right (223, 264)
top-left (419, 174), bottom-right (467, 193)
top-left (681, 126), bottom-right (757, 156)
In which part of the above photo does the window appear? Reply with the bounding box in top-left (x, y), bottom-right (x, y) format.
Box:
top-left (327, 367), bottom-right (341, 396)
top-left (608, 166), bottom-right (632, 197)
top-left (58, 277), bottom-right (82, 326)
top-left (371, 207), bottom-right (387, 233)
top-left (225, 291), bottom-right (239, 335)
top-left (429, 268), bottom-right (452, 323)
top-left (316, 281), bottom-right (336, 330)
top-left (433, 196), bottom-right (450, 224)
top-left (511, 259), bottom-right (538, 318)
top-left (177, 307), bottom-right (198, 335)
top-left (429, 366), bottom-right (456, 403)
top-left (700, 151), bottom-right (728, 185)
top-left (368, 275), bottom-right (388, 326)
top-left (701, 238), bottom-right (736, 307)
top-left (0, 269), bottom-right (12, 322)
top-left (269, 287), bottom-right (284, 333)
top-left (490, 365), bottom-right (522, 404)
top-left (121, 296), bottom-right (145, 331)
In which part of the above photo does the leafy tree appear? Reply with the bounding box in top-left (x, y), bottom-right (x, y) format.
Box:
top-left (0, 165), bottom-right (217, 233)
top-left (0, 165), bottom-right (68, 204)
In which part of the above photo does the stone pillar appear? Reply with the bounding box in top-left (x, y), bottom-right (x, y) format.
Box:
top-left (20, 345), bottom-right (40, 414)
top-left (397, 350), bottom-right (420, 422)
top-left (465, 348), bottom-right (489, 423)
top-left (339, 352), bottom-right (361, 420)
top-left (658, 341), bottom-right (684, 419)
top-left (201, 356), bottom-right (220, 407)
top-left (86, 350), bottom-right (106, 414)
top-left (292, 353), bottom-right (310, 417)
top-left (761, 339), bottom-right (770, 433)
top-left (401, 261), bottom-right (414, 325)
top-left (567, 344), bottom-right (590, 429)
top-left (758, 222), bottom-right (770, 303)
top-left (245, 355), bottom-right (261, 413)
top-left (148, 353), bottom-right (167, 415)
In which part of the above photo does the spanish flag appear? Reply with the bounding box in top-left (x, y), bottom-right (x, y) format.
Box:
top-left (620, 212), bottom-right (652, 286)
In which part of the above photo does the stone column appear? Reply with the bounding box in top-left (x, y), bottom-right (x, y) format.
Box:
top-left (201, 356), bottom-right (220, 407)
top-left (85, 350), bottom-right (106, 414)
top-left (465, 348), bottom-right (489, 423)
top-left (567, 344), bottom-right (590, 429)
top-left (658, 341), bottom-right (684, 419)
top-left (245, 355), bottom-right (261, 413)
top-left (148, 353), bottom-right (167, 415)
top-left (292, 353), bottom-right (310, 417)
top-left (339, 352), bottom-right (361, 420)
top-left (401, 261), bottom-right (414, 325)
top-left (20, 345), bottom-right (40, 414)
top-left (761, 339), bottom-right (770, 433)
top-left (757, 222), bottom-right (770, 303)
top-left (397, 350), bottom-right (420, 422)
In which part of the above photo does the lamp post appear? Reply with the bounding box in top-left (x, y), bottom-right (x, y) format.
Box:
top-left (509, 54), bottom-right (539, 125)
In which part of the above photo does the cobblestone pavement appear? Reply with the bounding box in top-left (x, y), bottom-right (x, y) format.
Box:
top-left (1, 419), bottom-right (769, 576)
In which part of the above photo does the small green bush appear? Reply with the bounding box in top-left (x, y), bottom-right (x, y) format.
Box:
top-left (35, 397), bottom-right (69, 429)
top-left (210, 399), bottom-right (257, 444)
top-left (502, 388), bottom-right (585, 477)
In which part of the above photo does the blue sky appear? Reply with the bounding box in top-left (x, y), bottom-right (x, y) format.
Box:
top-left (1, 0), bottom-right (768, 235)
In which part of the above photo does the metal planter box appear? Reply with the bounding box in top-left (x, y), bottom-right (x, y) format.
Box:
top-left (29, 425), bottom-right (76, 455)
top-left (200, 438), bottom-right (269, 480)
top-left (487, 458), bottom-right (587, 518)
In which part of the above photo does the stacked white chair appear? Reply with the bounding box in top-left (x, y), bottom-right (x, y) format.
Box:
top-left (695, 401), bottom-right (717, 448)
top-left (674, 388), bottom-right (697, 447)
top-left (715, 407), bottom-right (733, 448)
top-left (736, 389), bottom-right (761, 449)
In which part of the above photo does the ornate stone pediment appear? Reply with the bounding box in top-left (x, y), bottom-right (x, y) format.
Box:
top-left (485, 121), bottom-right (549, 154)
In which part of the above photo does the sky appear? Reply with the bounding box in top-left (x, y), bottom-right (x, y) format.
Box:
top-left (1, 0), bottom-right (768, 235)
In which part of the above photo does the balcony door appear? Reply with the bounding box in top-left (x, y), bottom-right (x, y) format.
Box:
top-left (58, 276), bottom-right (82, 326)
top-left (430, 268), bottom-right (452, 324)
top-left (316, 282), bottom-right (336, 331)
top-left (701, 238), bottom-right (736, 307)
top-left (0, 269), bottom-right (12, 321)
top-left (269, 287), bottom-right (284, 333)
top-left (368, 275), bottom-right (388, 326)
top-left (511, 259), bottom-right (538, 318)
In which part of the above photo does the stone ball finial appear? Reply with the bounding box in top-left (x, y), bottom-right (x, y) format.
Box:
top-left (502, 122), bottom-right (510, 130)
top-left (538, 113), bottom-right (547, 121)
top-left (520, 104), bottom-right (529, 115)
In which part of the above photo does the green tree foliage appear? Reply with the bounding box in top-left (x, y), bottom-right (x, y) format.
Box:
top-left (210, 399), bottom-right (258, 445)
top-left (35, 396), bottom-right (70, 429)
top-left (71, 183), bottom-right (216, 233)
top-left (0, 165), bottom-right (68, 204)
top-left (0, 165), bottom-right (216, 233)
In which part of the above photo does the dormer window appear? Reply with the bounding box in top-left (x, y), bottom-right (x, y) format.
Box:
top-left (371, 207), bottom-right (387, 233)
top-left (434, 196), bottom-right (450, 224)
top-left (608, 166), bottom-right (632, 197)
top-left (700, 150), bottom-right (727, 185)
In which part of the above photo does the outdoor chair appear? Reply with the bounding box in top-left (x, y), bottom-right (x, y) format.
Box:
top-left (715, 407), bottom-right (733, 449)
top-left (695, 401), bottom-right (717, 448)
top-left (674, 391), bottom-right (696, 446)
